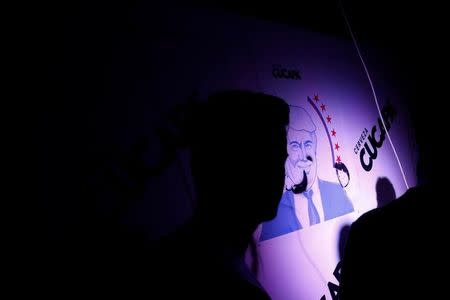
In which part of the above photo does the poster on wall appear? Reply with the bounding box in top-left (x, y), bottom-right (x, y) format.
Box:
top-left (190, 9), bottom-right (417, 300)
top-left (245, 25), bottom-right (415, 300)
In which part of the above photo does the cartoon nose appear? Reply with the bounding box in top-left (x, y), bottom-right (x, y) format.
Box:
top-left (299, 146), bottom-right (307, 161)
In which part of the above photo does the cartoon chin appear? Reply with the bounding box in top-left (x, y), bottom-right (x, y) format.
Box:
top-left (300, 167), bottom-right (311, 176)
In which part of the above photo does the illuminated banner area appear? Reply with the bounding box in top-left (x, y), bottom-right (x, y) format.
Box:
top-left (251, 93), bottom-right (412, 300)
top-left (191, 10), bottom-right (417, 299)
top-left (141, 6), bottom-right (416, 300)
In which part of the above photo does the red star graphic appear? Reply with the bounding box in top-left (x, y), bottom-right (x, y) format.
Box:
top-left (320, 103), bottom-right (326, 111)
top-left (336, 155), bottom-right (341, 163)
top-left (313, 94), bottom-right (320, 102)
top-left (331, 129), bottom-right (336, 137)
top-left (326, 115), bottom-right (332, 123)
top-left (335, 143), bottom-right (340, 151)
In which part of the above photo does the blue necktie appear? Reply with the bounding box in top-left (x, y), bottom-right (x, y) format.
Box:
top-left (304, 189), bottom-right (320, 226)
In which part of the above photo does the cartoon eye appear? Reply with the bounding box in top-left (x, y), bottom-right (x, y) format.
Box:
top-left (290, 143), bottom-right (300, 150)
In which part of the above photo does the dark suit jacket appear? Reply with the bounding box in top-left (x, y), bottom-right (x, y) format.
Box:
top-left (260, 179), bottom-right (354, 241)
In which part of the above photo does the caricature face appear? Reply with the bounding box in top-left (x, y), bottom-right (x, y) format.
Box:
top-left (286, 128), bottom-right (317, 192)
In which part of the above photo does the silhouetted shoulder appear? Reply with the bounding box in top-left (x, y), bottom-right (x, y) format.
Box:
top-left (340, 184), bottom-right (442, 299)
top-left (358, 184), bottom-right (426, 220)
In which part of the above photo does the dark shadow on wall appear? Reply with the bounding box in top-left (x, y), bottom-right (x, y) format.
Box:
top-left (338, 224), bottom-right (351, 261)
top-left (376, 177), bottom-right (396, 208)
top-left (337, 177), bottom-right (396, 270)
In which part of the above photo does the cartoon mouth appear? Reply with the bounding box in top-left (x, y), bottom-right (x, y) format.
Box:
top-left (297, 166), bottom-right (311, 175)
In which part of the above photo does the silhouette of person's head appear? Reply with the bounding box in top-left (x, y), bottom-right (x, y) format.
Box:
top-left (190, 90), bottom-right (289, 243)
top-left (375, 177), bottom-right (396, 208)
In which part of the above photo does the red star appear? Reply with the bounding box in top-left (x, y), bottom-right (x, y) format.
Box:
top-left (326, 115), bottom-right (332, 123)
top-left (336, 155), bottom-right (341, 163)
top-left (320, 103), bottom-right (326, 111)
top-left (331, 129), bottom-right (336, 137)
top-left (313, 94), bottom-right (320, 102)
top-left (335, 143), bottom-right (340, 151)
